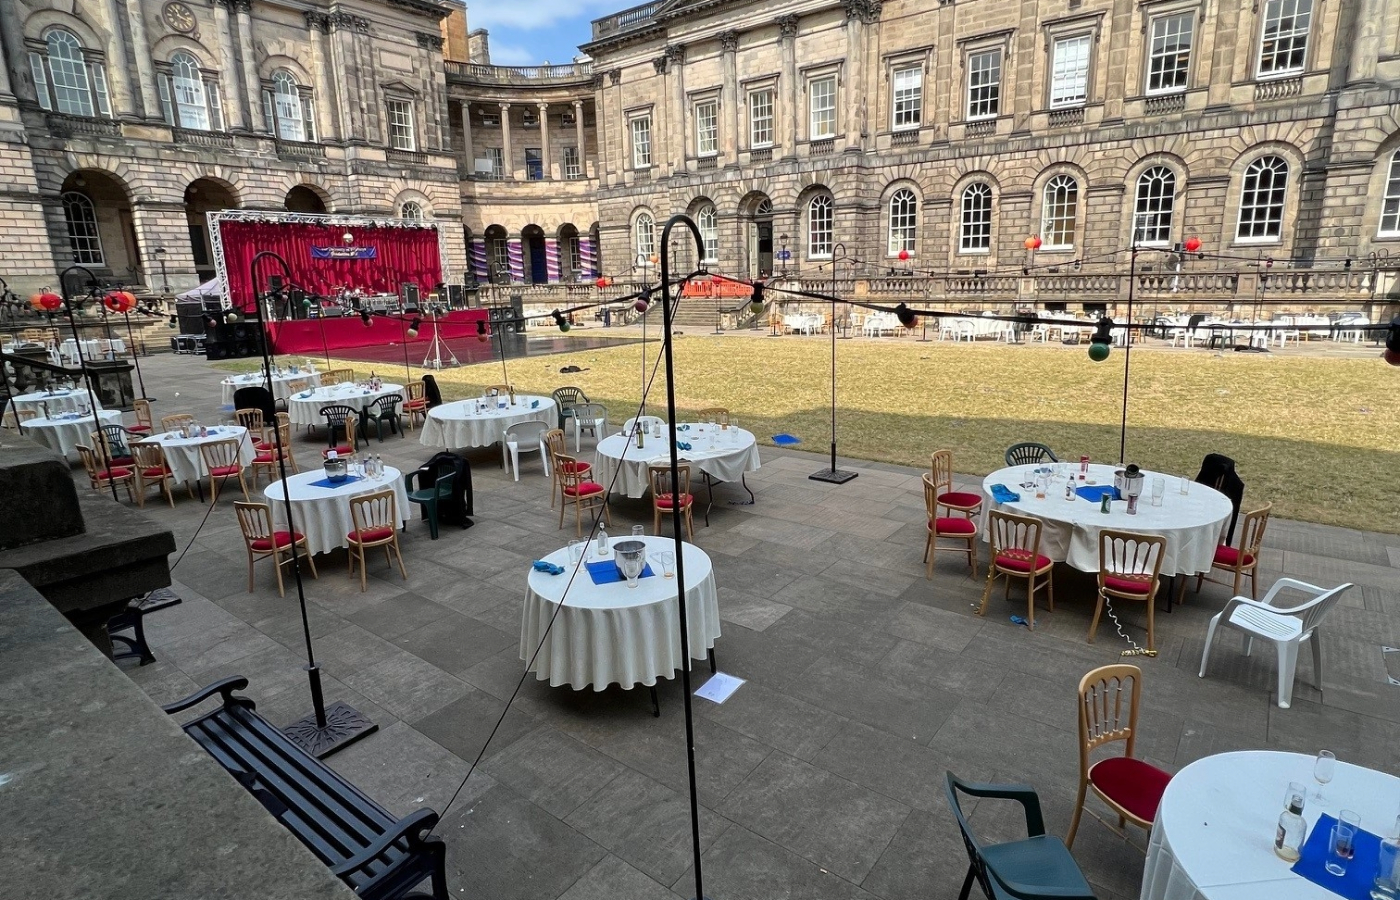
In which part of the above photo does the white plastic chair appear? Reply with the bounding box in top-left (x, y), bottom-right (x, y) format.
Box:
top-left (503, 420), bottom-right (550, 481)
top-left (1198, 578), bottom-right (1353, 708)
top-left (622, 415), bottom-right (665, 434)
top-left (571, 402), bottom-right (608, 452)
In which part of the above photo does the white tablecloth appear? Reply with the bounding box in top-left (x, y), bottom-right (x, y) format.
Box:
top-left (263, 467), bottom-right (410, 556)
top-left (1142, 750), bottom-right (1400, 900)
top-left (10, 389), bottom-right (100, 417)
top-left (140, 426), bottom-right (257, 486)
top-left (287, 382), bottom-right (403, 428)
top-left (419, 396), bottom-right (555, 449)
top-left (981, 463), bottom-right (1232, 577)
top-left (221, 370), bottom-right (322, 405)
top-left (593, 425), bottom-right (761, 499)
top-left (22, 410), bottom-right (123, 460)
top-left (521, 535), bottom-right (721, 690)
top-left (57, 337), bottom-right (124, 364)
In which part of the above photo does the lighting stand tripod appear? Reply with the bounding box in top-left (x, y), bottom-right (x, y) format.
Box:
top-left (420, 306), bottom-right (459, 370)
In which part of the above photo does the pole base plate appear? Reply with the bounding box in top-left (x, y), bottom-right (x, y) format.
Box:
top-left (283, 701), bottom-right (378, 759)
top-left (809, 468), bottom-right (858, 484)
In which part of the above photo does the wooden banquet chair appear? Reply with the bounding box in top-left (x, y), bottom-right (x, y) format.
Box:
top-left (1197, 502), bottom-right (1271, 600)
top-left (698, 406), bottom-right (730, 426)
top-left (1088, 530), bottom-right (1167, 653)
top-left (402, 380), bottom-right (429, 430)
top-left (485, 383), bottom-right (512, 396)
top-left (129, 398), bottom-right (155, 436)
top-left (76, 444), bottom-right (135, 502)
top-left (233, 500), bottom-right (316, 597)
top-left (347, 488), bottom-right (407, 591)
top-left (198, 438), bottom-right (250, 503)
top-left (251, 419), bottom-right (297, 486)
top-left (235, 407), bottom-right (267, 449)
top-left (544, 428), bottom-right (590, 508)
top-left (555, 452), bottom-right (609, 536)
top-left (1005, 442), bottom-right (1058, 467)
top-left (649, 462), bottom-right (695, 540)
top-left (161, 413), bottom-right (195, 433)
top-left (930, 450), bottom-right (982, 516)
top-left (978, 510), bottom-right (1054, 628)
top-left (130, 441), bottom-right (178, 508)
top-left (922, 472), bottom-right (976, 579)
top-left (319, 368), bottom-right (355, 386)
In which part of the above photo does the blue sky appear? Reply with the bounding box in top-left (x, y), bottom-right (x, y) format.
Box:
top-left (467, 0), bottom-right (621, 65)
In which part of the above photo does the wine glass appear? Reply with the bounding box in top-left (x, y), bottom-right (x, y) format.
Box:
top-left (1314, 750), bottom-right (1337, 805)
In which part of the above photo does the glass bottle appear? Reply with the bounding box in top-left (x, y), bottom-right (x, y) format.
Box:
top-left (1275, 795), bottom-right (1307, 862)
top-left (596, 528), bottom-right (609, 556)
top-left (1374, 816), bottom-right (1400, 900)
top-left (373, 454), bottom-right (383, 479)
top-left (1065, 477), bottom-right (1076, 501)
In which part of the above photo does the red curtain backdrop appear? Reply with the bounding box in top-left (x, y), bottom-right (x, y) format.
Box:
top-left (268, 309), bottom-right (489, 355)
top-left (219, 221), bottom-right (442, 311)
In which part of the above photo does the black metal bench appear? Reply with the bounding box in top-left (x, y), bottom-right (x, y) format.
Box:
top-left (163, 677), bottom-right (448, 900)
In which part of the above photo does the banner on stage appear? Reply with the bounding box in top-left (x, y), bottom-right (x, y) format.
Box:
top-left (311, 245), bottom-right (377, 260)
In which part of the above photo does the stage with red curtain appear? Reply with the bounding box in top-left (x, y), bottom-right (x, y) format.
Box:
top-left (267, 309), bottom-right (490, 355)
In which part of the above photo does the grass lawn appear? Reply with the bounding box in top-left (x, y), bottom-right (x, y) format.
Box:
top-left (224, 335), bottom-right (1400, 532)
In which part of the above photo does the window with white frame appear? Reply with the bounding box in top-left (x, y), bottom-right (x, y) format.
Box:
top-left (400, 201), bottom-right (424, 221)
top-left (489, 234), bottom-right (509, 277)
top-left (262, 71), bottom-right (314, 142)
top-left (967, 48), bottom-right (1001, 120)
top-left (1050, 34), bottom-right (1091, 107)
top-left (1041, 174), bottom-right (1079, 249)
top-left (565, 233), bottom-right (582, 274)
top-left (61, 191), bottom-right (103, 265)
top-left (1133, 167), bottom-right (1176, 245)
top-left (697, 204), bottom-right (719, 262)
top-left (522, 107), bottom-right (539, 127)
top-left (695, 99), bottom-right (718, 156)
top-left (634, 212), bottom-right (655, 258)
top-left (486, 146), bottom-right (504, 178)
top-left (563, 146), bottom-right (582, 179)
top-left (749, 89), bottom-right (774, 147)
top-left (960, 183), bottom-right (993, 252)
top-left (1258, 0), bottom-right (1312, 78)
top-left (30, 30), bottom-right (110, 118)
top-left (809, 75), bottom-right (836, 139)
top-left (1146, 12), bottom-right (1194, 94)
top-left (887, 188), bottom-right (917, 255)
top-left (630, 115), bottom-right (652, 168)
top-left (1236, 156), bottom-right (1288, 241)
top-left (1379, 151), bottom-right (1400, 237)
top-left (158, 52), bottom-right (223, 131)
top-left (891, 65), bottom-right (922, 130)
top-left (386, 98), bottom-right (416, 151)
top-left (807, 193), bottom-right (833, 258)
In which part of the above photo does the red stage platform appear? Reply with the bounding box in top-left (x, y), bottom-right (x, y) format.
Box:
top-left (265, 309), bottom-right (490, 356)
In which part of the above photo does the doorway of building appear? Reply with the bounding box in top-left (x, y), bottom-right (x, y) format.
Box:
top-left (523, 225), bottom-right (547, 284)
top-left (185, 178), bottom-right (239, 284)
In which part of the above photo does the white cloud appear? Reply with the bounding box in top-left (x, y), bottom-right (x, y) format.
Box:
top-left (488, 44), bottom-right (538, 65)
top-left (468, 0), bottom-right (615, 31)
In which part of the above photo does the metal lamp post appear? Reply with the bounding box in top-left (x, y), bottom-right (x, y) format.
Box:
top-left (55, 266), bottom-right (119, 502)
top-left (810, 243), bottom-right (858, 484)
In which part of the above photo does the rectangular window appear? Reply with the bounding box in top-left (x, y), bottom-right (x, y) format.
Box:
top-left (49, 51), bottom-right (94, 117)
top-left (522, 107), bottom-right (538, 127)
top-left (386, 99), bottom-right (415, 150)
top-left (29, 52), bottom-right (52, 111)
top-left (1050, 34), bottom-right (1091, 108)
top-left (525, 148), bottom-right (543, 181)
top-left (562, 109), bottom-right (576, 126)
top-left (749, 89), bottom-right (773, 147)
top-left (300, 96), bottom-right (316, 142)
top-left (891, 65), bottom-right (922, 130)
top-left (695, 99), bottom-right (718, 156)
top-left (1258, 0), bottom-right (1312, 77)
top-left (208, 81), bottom-right (224, 131)
top-left (487, 146), bottom-right (504, 178)
top-left (91, 64), bottom-right (111, 117)
top-left (1147, 12), bottom-right (1194, 94)
top-left (1380, 154), bottom-right (1400, 236)
top-left (967, 49), bottom-right (1002, 120)
top-left (563, 146), bottom-right (582, 179)
top-left (809, 75), bottom-right (836, 139)
top-left (631, 115), bottom-right (651, 168)
top-left (157, 75), bottom-right (175, 125)
top-left (481, 109), bottom-right (500, 126)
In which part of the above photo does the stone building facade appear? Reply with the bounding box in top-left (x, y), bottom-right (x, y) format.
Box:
top-left (0, 0), bottom-right (464, 298)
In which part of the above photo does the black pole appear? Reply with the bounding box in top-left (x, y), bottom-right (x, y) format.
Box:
top-left (1120, 244), bottom-right (1136, 464)
top-left (57, 269), bottom-right (119, 501)
top-left (810, 248), bottom-right (857, 485)
top-left (319, 305), bottom-right (332, 369)
top-left (658, 215), bottom-right (710, 900)
top-left (399, 313), bottom-right (413, 383)
top-left (121, 311), bottom-right (149, 400)
top-left (495, 313), bottom-right (510, 385)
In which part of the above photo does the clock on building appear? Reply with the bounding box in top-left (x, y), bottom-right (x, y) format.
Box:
top-left (163, 2), bottom-right (197, 33)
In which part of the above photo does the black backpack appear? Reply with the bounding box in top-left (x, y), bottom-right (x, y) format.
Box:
top-left (422, 374), bottom-right (444, 409)
top-left (1196, 453), bottom-right (1245, 544)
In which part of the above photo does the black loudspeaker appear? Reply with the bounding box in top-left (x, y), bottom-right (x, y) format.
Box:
top-left (202, 296), bottom-right (224, 314)
top-left (445, 284), bottom-right (465, 308)
top-left (401, 283), bottom-right (420, 308)
top-left (203, 322), bottom-right (265, 359)
top-left (289, 289), bottom-right (307, 320)
top-left (176, 300), bottom-right (206, 337)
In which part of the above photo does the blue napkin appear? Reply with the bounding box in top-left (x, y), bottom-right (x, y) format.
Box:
top-left (585, 560), bottom-right (655, 585)
top-left (1076, 485), bottom-right (1121, 503)
top-left (532, 560), bottom-right (565, 575)
top-left (307, 474), bottom-right (363, 489)
top-left (1292, 814), bottom-right (1383, 900)
top-left (531, 400), bottom-right (539, 408)
top-left (772, 433), bottom-right (800, 446)
top-left (676, 441), bottom-right (693, 451)
top-left (990, 484), bottom-right (1021, 503)
top-left (678, 424), bottom-right (690, 432)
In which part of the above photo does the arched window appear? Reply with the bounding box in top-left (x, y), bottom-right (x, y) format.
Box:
top-left (1041, 174), bottom-right (1079, 250)
top-left (30, 30), bottom-right (110, 118)
top-left (634, 212), bottom-right (655, 259)
top-left (1237, 156), bottom-right (1288, 242)
top-left (1133, 167), bottom-right (1176, 246)
top-left (263, 71), bottom-right (314, 142)
top-left (960, 183), bottom-right (993, 253)
top-left (807, 194), bottom-right (833, 259)
top-left (1379, 152), bottom-right (1400, 237)
top-left (697, 204), bottom-right (718, 263)
top-left (158, 51), bottom-right (225, 131)
top-left (400, 201), bottom-right (424, 221)
top-left (887, 188), bottom-right (918, 255)
top-left (62, 192), bottom-right (104, 265)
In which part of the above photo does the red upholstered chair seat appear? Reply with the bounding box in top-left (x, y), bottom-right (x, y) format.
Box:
top-left (563, 481), bottom-right (605, 497)
top-left (403, 399), bottom-right (427, 410)
top-left (938, 490), bottom-right (983, 509)
top-left (1103, 572), bottom-right (1156, 595)
top-left (253, 451), bottom-right (275, 463)
top-left (1213, 545), bottom-right (1255, 568)
top-left (140, 465), bottom-right (173, 478)
top-left (932, 517), bottom-right (977, 535)
top-left (655, 492), bottom-right (693, 509)
top-left (1088, 756), bottom-right (1172, 823)
top-left (109, 455), bottom-right (135, 467)
top-left (559, 460), bottom-right (592, 474)
top-left (127, 424), bottom-right (152, 434)
top-left (323, 445), bottom-right (355, 458)
top-left (349, 525), bottom-right (395, 543)
top-left (995, 549), bottom-right (1052, 573)
top-left (250, 531), bottom-right (303, 552)
top-left (97, 467), bottom-right (132, 481)
top-left (208, 464), bottom-right (242, 477)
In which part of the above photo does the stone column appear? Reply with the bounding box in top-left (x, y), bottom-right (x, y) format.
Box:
top-left (305, 12), bottom-right (338, 139)
top-left (329, 13), bottom-right (368, 143)
top-left (98, 0), bottom-right (136, 118)
top-left (499, 103), bottom-right (513, 179)
top-left (1351, 0), bottom-right (1384, 82)
top-left (234, 0), bottom-right (262, 133)
top-left (0, 0), bottom-right (24, 104)
top-left (665, 44), bottom-right (686, 172)
top-left (719, 30), bottom-right (739, 163)
top-left (608, 68), bottom-right (622, 186)
top-left (417, 31), bottom-right (445, 149)
top-left (538, 102), bottom-right (551, 179)
top-left (214, 3), bottom-right (248, 130)
top-left (778, 15), bottom-right (799, 157)
top-left (573, 100), bottom-right (585, 176)
top-left (121, 0), bottom-right (159, 119)
top-left (461, 100), bottom-right (474, 169)
top-left (841, 0), bottom-right (872, 150)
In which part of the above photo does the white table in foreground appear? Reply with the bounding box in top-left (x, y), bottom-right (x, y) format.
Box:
top-left (981, 463), bottom-right (1232, 577)
top-left (521, 536), bottom-right (721, 690)
top-left (594, 425), bottom-right (761, 500)
top-left (10, 389), bottom-right (100, 417)
top-left (419, 396), bottom-right (555, 449)
top-left (287, 382), bottom-right (403, 428)
top-left (263, 467), bottom-right (410, 556)
top-left (22, 410), bottom-right (122, 460)
top-left (221, 370), bottom-right (322, 405)
top-left (1141, 750), bottom-right (1400, 900)
top-left (141, 426), bottom-right (256, 486)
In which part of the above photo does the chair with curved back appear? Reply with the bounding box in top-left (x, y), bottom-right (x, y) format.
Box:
top-left (251, 419), bottom-right (297, 486)
top-left (319, 404), bottom-right (361, 453)
top-left (503, 420), bottom-right (550, 481)
top-left (1088, 530), bottom-right (1167, 652)
top-left (649, 462), bottom-right (695, 540)
top-left (92, 425), bottom-right (135, 467)
top-left (319, 368), bottom-right (355, 387)
top-left (161, 414), bottom-right (196, 434)
top-left (570, 402), bottom-right (608, 452)
top-left (77, 443), bottom-right (135, 501)
top-left (1197, 502), bottom-right (1271, 599)
top-left (232, 387), bottom-right (276, 429)
top-left (485, 383), bottom-right (512, 396)
top-left (198, 438), bottom-right (249, 503)
top-left (622, 415), bottom-right (665, 435)
top-left (366, 393), bottom-right (403, 441)
top-left (931, 450), bottom-right (983, 516)
top-left (978, 509), bottom-right (1054, 627)
top-left (544, 428), bottom-right (591, 508)
top-left (129, 398), bottom-right (155, 436)
top-left (922, 473), bottom-right (977, 579)
top-left (402, 380), bottom-right (429, 430)
top-left (233, 500), bottom-right (317, 597)
top-left (235, 407), bottom-right (267, 450)
top-left (1005, 442), bottom-right (1059, 467)
top-left (551, 386), bottom-right (588, 431)
top-left (346, 488), bottom-right (407, 591)
top-left (130, 441), bottom-right (177, 508)
top-left (1065, 664), bottom-right (1172, 849)
top-left (698, 407), bottom-right (731, 426)
top-left (555, 451), bottom-right (609, 536)
top-left (405, 470), bottom-right (455, 540)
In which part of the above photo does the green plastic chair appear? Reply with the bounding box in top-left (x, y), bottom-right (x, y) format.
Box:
top-left (944, 772), bottom-right (1096, 900)
top-left (404, 470), bottom-right (454, 540)
top-left (552, 386), bottom-right (588, 430)
top-left (1005, 442), bottom-right (1059, 467)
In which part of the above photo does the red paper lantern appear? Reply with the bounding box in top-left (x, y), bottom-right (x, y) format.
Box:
top-left (1024, 235), bottom-right (1042, 251)
top-left (648, 254), bottom-right (658, 265)
top-left (898, 248), bottom-right (910, 261)
top-left (103, 290), bottom-right (137, 314)
top-left (595, 276), bottom-right (611, 288)
top-left (1184, 236), bottom-right (1202, 253)
top-left (31, 291), bottom-right (62, 312)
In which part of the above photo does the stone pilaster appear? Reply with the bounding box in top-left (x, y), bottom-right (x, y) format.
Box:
top-left (538, 102), bottom-right (551, 178)
top-left (122, 0), bottom-right (159, 119)
top-left (499, 103), bottom-right (513, 178)
top-left (719, 30), bottom-right (739, 164)
top-left (573, 100), bottom-right (586, 176)
top-left (232, 0), bottom-right (263, 133)
top-left (778, 15), bottom-right (799, 157)
top-left (216, 3), bottom-right (248, 130)
top-left (665, 44), bottom-right (686, 172)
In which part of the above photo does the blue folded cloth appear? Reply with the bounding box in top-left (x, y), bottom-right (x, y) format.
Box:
top-left (1292, 814), bottom-right (1383, 899)
top-left (530, 400), bottom-right (539, 408)
top-left (1076, 485), bottom-right (1121, 503)
top-left (585, 560), bottom-right (655, 585)
top-left (532, 560), bottom-right (565, 575)
top-left (307, 474), bottom-right (362, 489)
top-left (771, 433), bottom-right (800, 446)
top-left (990, 483), bottom-right (1021, 503)
top-left (676, 441), bottom-right (693, 451)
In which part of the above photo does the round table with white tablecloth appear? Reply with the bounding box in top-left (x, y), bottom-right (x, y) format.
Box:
top-left (419, 396), bottom-right (555, 450)
top-left (287, 382), bottom-right (403, 428)
top-left (21, 409), bottom-right (123, 460)
top-left (10, 388), bottom-right (101, 418)
top-left (263, 467), bottom-right (410, 556)
top-left (593, 424), bottom-right (761, 500)
top-left (521, 535), bottom-right (721, 690)
top-left (980, 463), bottom-right (1232, 578)
top-left (139, 426), bottom-right (257, 487)
top-left (1141, 750), bottom-right (1400, 900)
top-left (221, 370), bottom-right (322, 405)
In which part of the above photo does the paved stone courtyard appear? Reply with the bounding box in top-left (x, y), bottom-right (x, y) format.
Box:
top-left (108, 352), bottom-right (1400, 900)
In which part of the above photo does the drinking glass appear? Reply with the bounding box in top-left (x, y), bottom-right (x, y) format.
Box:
top-left (1179, 476), bottom-right (1190, 495)
top-left (1284, 781), bottom-right (1308, 815)
top-left (567, 540), bottom-right (583, 565)
top-left (1329, 821), bottom-right (1357, 876)
top-left (659, 550), bottom-right (675, 579)
top-left (1315, 750), bottom-right (1337, 804)
top-left (632, 525), bottom-right (645, 538)
top-left (1151, 477), bottom-right (1165, 507)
